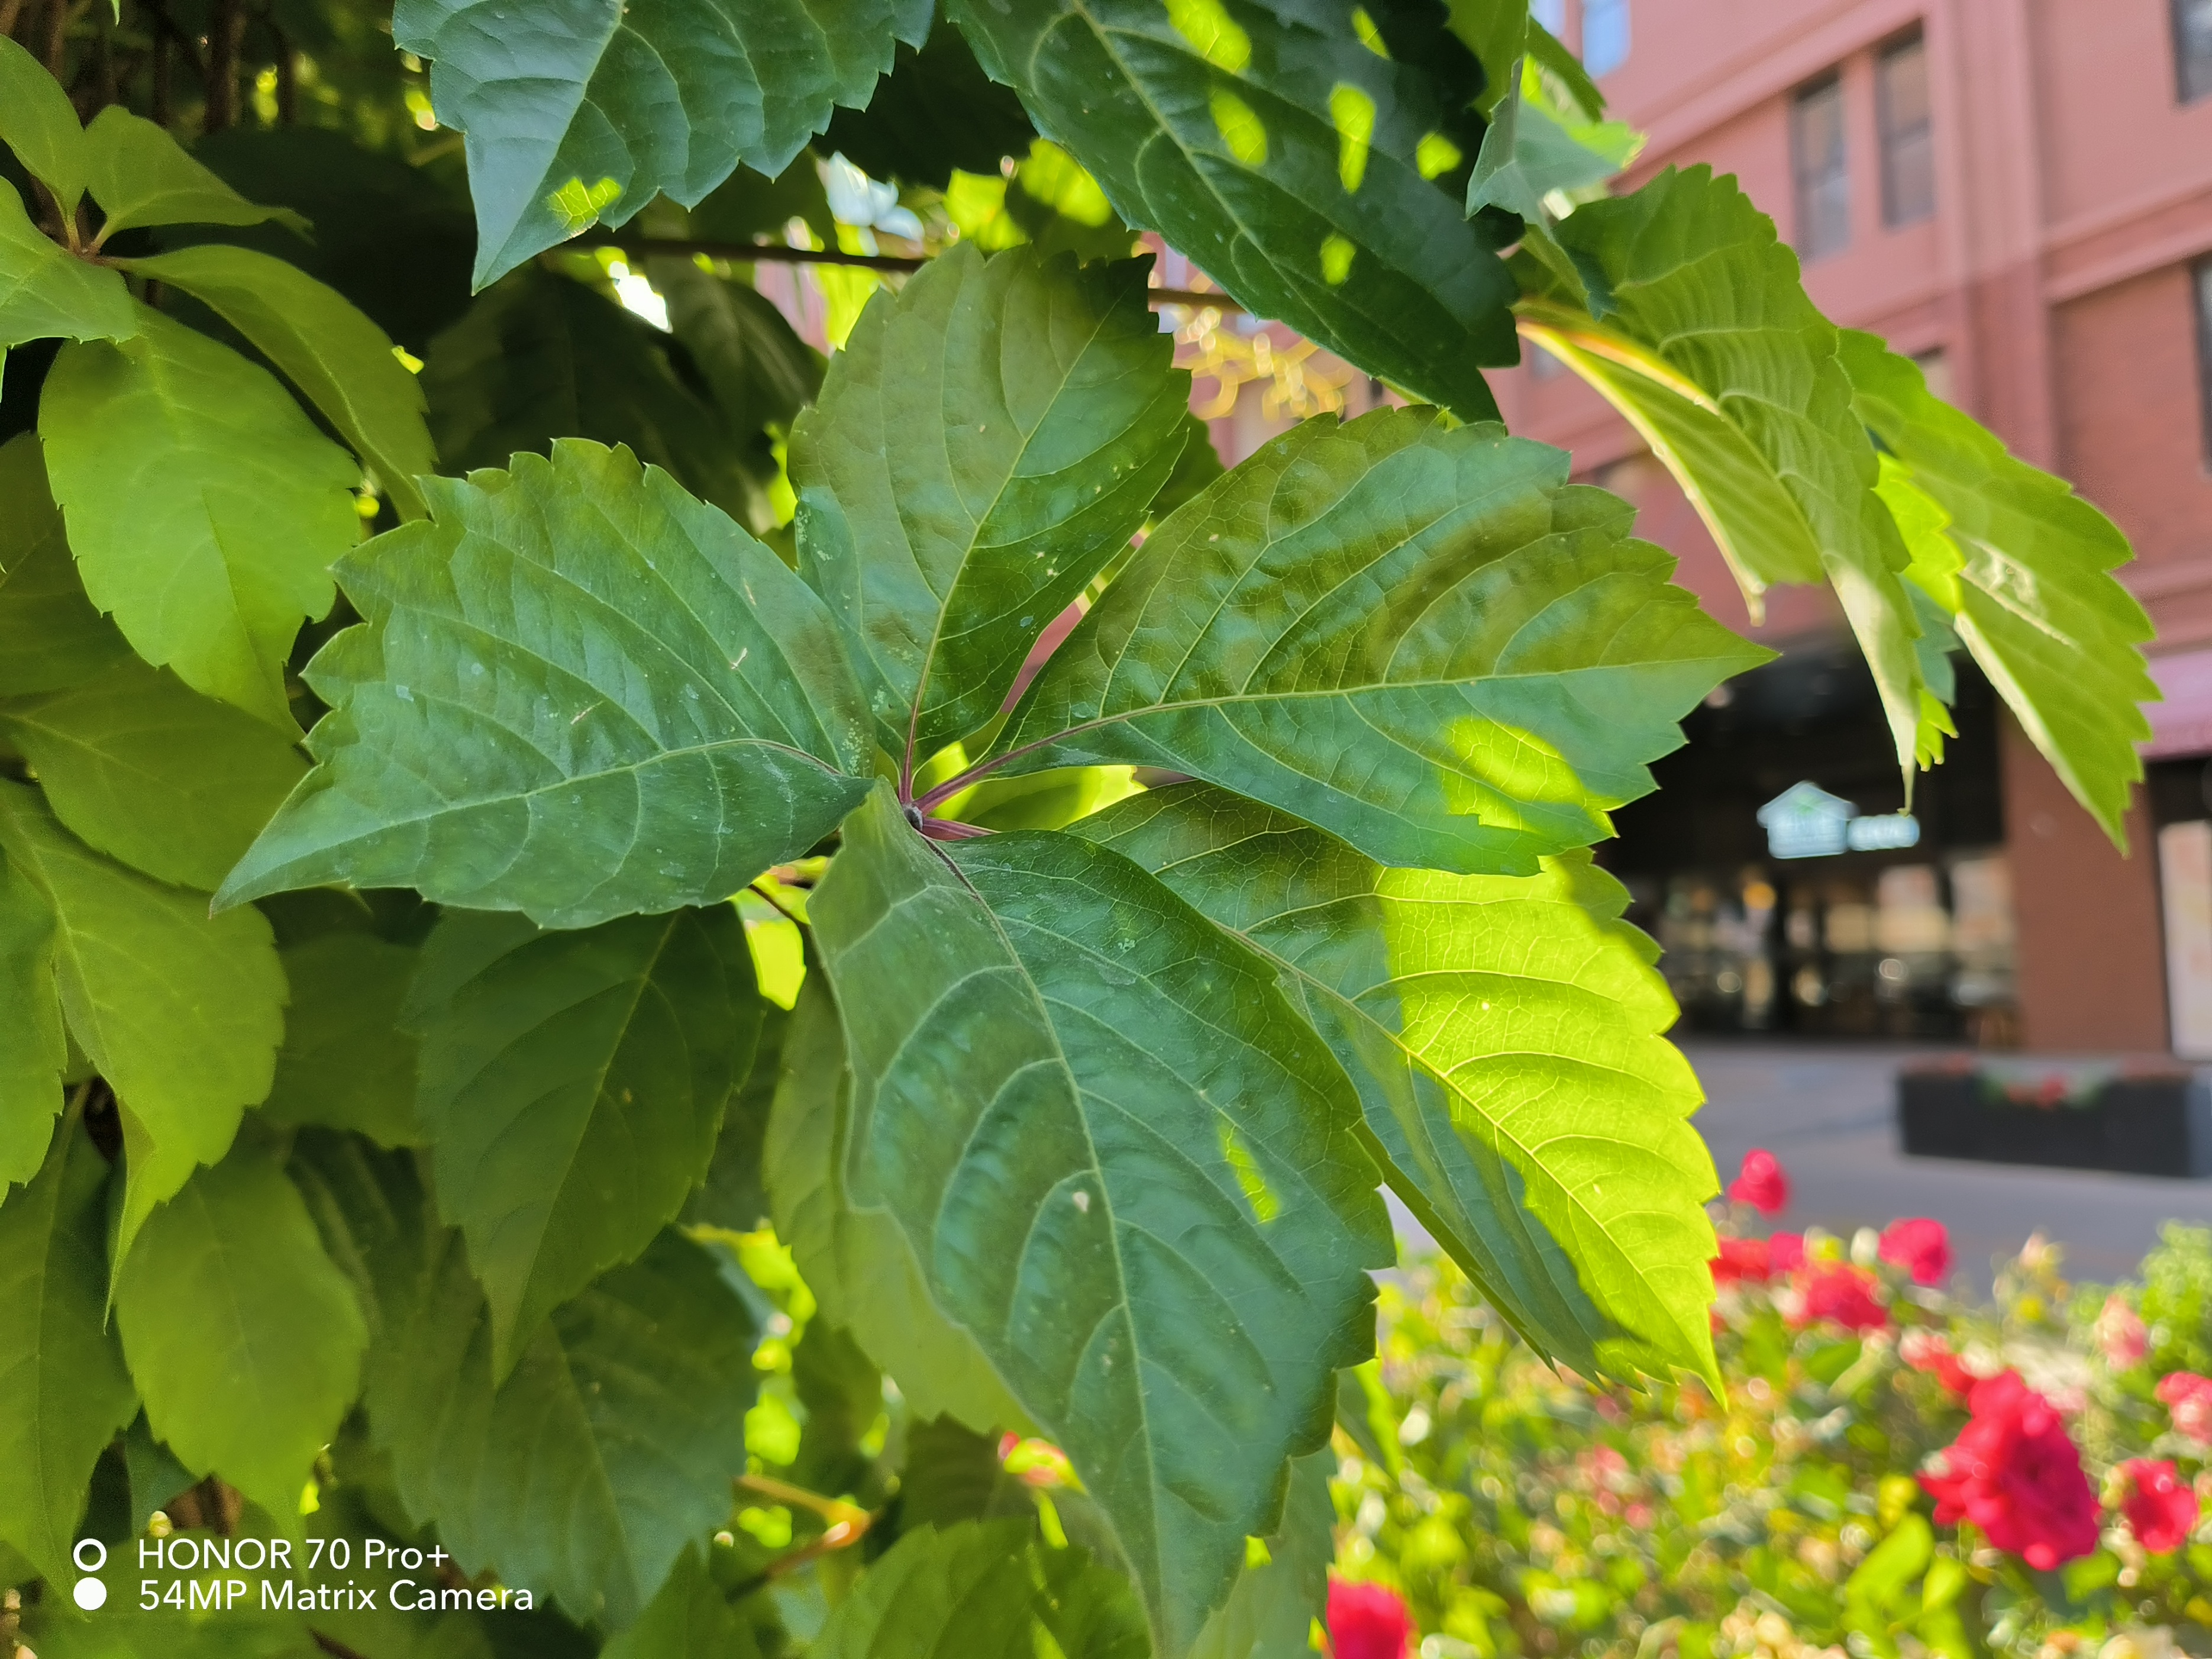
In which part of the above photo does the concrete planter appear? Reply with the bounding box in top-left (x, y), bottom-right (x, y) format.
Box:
top-left (1897, 1064), bottom-right (2212, 1177)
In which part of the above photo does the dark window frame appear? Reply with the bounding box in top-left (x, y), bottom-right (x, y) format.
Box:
top-left (2194, 259), bottom-right (2212, 470)
top-left (1791, 71), bottom-right (1851, 262)
top-left (1875, 30), bottom-right (1935, 228)
top-left (2175, 0), bottom-right (2212, 103)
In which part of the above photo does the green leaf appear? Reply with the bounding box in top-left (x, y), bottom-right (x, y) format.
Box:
top-left (812, 787), bottom-right (1393, 1652)
top-left (80, 107), bottom-right (309, 240)
top-left (1535, 166), bottom-right (1935, 774)
top-left (39, 302), bottom-right (361, 731)
top-left (650, 258), bottom-right (822, 445)
top-left (375, 1225), bottom-right (761, 1625)
top-left (403, 904), bottom-right (763, 1373)
top-left (813, 1519), bottom-right (1146, 1659)
top-left (602, 1547), bottom-right (761, 1659)
top-left (394, 0), bottom-right (918, 286)
top-left (260, 932), bottom-right (422, 1147)
top-left (0, 780), bottom-right (286, 1267)
top-left (763, 973), bottom-right (1031, 1434)
top-left (118, 244), bottom-right (438, 522)
top-left (683, 999), bottom-right (790, 1234)
top-left (1, 180), bottom-right (136, 347)
top-left (823, 19), bottom-right (1038, 188)
top-left (218, 440), bottom-right (874, 929)
top-left (1840, 331), bottom-right (2156, 845)
top-left (951, 0), bottom-right (1516, 419)
top-left (0, 851), bottom-right (66, 1189)
top-left (1467, 60), bottom-right (1639, 224)
top-left (0, 657), bottom-right (309, 890)
top-left (114, 1144), bottom-right (369, 1521)
top-left (989, 407), bottom-right (1766, 877)
top-left (793, 244), bottom-right (1190, 754)
top-left (1078, 783), bottom-right (1721, 1386)
top-left (0, 35), bottom-right (89, 215)
top-left (422, 267), bottom-right (764, 528)
top-left (0, 1112), bottom-right (135, 1589)
top-left (0, 434), bottom-right (131, 698)
top-left (1188, 1448), bottom-right (1334, 1659)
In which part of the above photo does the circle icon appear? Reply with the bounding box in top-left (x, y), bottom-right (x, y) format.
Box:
top-left (73, 1576), bottom-right (107, 1610)
top-left (73, 1539), bottom-right (108, 1573)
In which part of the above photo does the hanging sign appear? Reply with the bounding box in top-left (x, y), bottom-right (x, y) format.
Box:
top-left (1756, 781), bottom-right (1920, 860)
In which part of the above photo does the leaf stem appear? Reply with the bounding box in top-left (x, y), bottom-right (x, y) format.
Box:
top-left (734, 1473), bottom-right (868, 1530)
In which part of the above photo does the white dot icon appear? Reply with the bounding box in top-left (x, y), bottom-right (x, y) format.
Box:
top-left (72, 1539), bottom-right (108, 1609)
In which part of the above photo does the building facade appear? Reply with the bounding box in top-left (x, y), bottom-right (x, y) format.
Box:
top-left (1474, 0), bottom-right (2212, 1056)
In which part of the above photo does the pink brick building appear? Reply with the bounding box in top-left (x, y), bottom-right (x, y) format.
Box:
top-left (1483, 1), bottom-right (2212, 1054)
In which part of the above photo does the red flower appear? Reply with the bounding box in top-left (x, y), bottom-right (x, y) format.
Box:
top-left (1920, 1370), bottom-right (2101, 1570)
top-left (1729, 1149), bottom-right (1790, 1215)
top-left (1768, 1232), bottom-right (1806, 1275)
top-left (1879, 1218), bottom-right (1952, 1286)
top-left (1328, 1579), bottom-right (1412, 1659)
top-left (2157, 1372), bottom-right (2212, 1445)
top-left (1797, 1263), bottom-right (1888, 1332)
top-left (2116, 1458), bottom-right (2199, 1553)
top-left (1711, 1237), bottom-right (1771, 1286)
top-left (1901, 1329), bottom-right (1977, 1396)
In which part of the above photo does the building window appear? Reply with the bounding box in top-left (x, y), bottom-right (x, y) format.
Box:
top-left (1584, 0), bottom-right (1630, 76)
top-left (2176, 0), bottom-right (2212, 102)
top-left (1791, 73), bottom-right (1851, 261)
top-left (2195, 260), bottom-right (2212, 467)
top-left (1877, 33), bottom-right (1935, 226)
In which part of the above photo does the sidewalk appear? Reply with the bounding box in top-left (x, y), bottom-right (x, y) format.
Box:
top-left (1681, 1041), bottom-right (2212, 1284)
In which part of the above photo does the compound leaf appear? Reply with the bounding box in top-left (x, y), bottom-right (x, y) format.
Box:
top-left (793, 244), bottom-right (1190, 754)
top-left (114, 1145), bottom-right (369, 1522)
top-left (39, 302), bottom-right (360, 731)
top-left (0, 656), bottom-right (309, 891)
top-left (0, 780), bottom-right (286, 1269)
top-left (120, 244), bottom-right (437, 522)
top-left (80, 106), bottom-right (309, 238)
top-left (395, 0), bottom-right (918, 286)
top-left (1, 179), bottom-right (135, 348)
top-left (0, 1113), bottom-right (135, 1589)
top-left (218, 440), bottom-right (874, 929)
top-left (0, 435), bottom-right (131, 698)
top-left (763, 973), bottom-right (1030, 1434)
top-left (1534, 166), bottom-right (1935, 773)
top-left (812, 1519), bottom-right (1146, 1659)
top-left (1080, 783), bottom-right (1720, 1387)
top-left (0, 36), bottom-right (89, 215)
top-left (990, 406), bottom-right (1765, 877)
top-left (0, 852), bottom-right (66, 1190)
top-left (404, 904), bottom-right (763, 1373)
top-left (260, 932), bottom-right (423, 1148)
top-left (812, 787), bottom-right (1393, 1653)
top-left (1840, 331), bottom-right (2157, 846)
top-left (951, 0), bottom-right (1516, 419)
top-left (375, 1224), bottom-right (760, 1626)
top-left (423, 267), bottom-right (761, 528)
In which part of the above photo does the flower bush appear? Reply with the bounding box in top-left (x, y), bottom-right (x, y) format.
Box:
top-left (1332, 1162), bottom-right (2212, 1659)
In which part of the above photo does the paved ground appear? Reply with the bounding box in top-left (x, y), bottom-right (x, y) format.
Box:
top-left (1682, 1041), bottom-right (2212, 1284)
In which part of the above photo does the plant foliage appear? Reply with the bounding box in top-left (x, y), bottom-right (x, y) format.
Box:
top-left (0, 1), bottom-right (2155, 1655)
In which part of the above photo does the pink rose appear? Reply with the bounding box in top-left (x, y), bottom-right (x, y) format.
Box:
top-left (2158, 1372), bottom-right (2212, 1444)
top-left (1768, 1232), bottom-right (1806, 1275)
top-left (1797, 1264), bottom-right (1888, 1332)
top-left (1328, 1579), bottom-right (1413, 1659)
top-left (1711, 1237), bottom-right (1771, 1286)
top-left (2096, 1296), bottom-right (2149, 1370)
top-left (1879, 1218), bottom-right (1952, 1286)
top-left (2116, 1458), bottom-right (2198, 1553)
top-left (1921, 1371), bottom-right (2101, 1570)
top-left (1729, 1149), bottom-right (1790, 1215)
